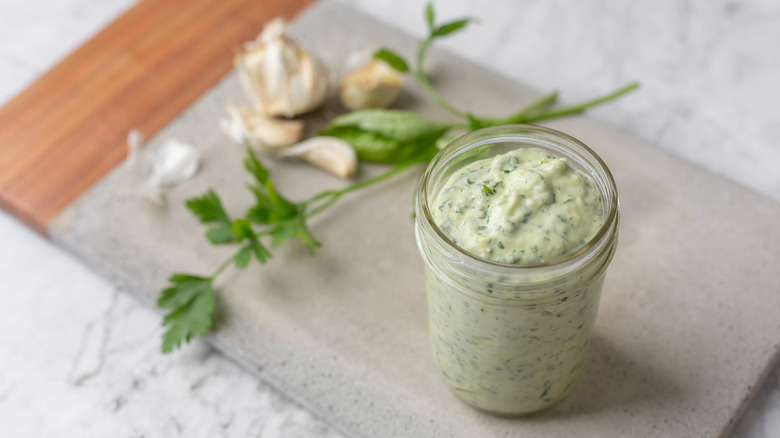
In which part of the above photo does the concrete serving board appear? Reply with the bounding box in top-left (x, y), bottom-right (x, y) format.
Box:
top-left (49, 2), bottom-right (780, 437)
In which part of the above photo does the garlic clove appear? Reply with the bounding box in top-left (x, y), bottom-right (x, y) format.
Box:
top-left (122, 130), bottom-right (200, 205)
top-left (339, 58), bottom-right (404, 110)
top-left (148, 139), bottom-right (200, 186)
top-left (281, 136), bottom-right (357, 180)
top-left (235, 18), bottom-right (330, 118)
top-left (223, 105), bottom-right (304, 153)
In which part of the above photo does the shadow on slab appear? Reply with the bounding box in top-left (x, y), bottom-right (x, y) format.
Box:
top-left (533, 333), bottom-right (685, 419)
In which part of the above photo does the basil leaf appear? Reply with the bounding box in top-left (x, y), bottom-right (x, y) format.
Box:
top-left (320, 126), bottom-right (397, 163)
top-left (328, 109), bottom-right (450, 143)
top-left (433, 18), bottom-right (473, 38)
top-left (373, 48), bottom-right (409, 73)
top-left (435, 135), bottom-right (457, 150)
top-left (425, 3), bottom-right (435, 31)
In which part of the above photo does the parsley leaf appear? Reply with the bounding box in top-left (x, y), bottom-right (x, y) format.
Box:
top-left (205, 225), bottom-right (234, 244)
top-left (234, 245), bottom-right (253, 269)
top-left (265, 182), bottom-right (298, 223)
top-left (158, 274), bottom-right (214, 353)
top-left (186, 190), bottom-right (231, 225)
top-left (269, 217), bottom-right (321, 255)
top-left (244, 148), bottom-right (270, 184)
top-left (231, 219), bottom-right (272, 263)
top-left (247, 185), bottom-right (273, 224)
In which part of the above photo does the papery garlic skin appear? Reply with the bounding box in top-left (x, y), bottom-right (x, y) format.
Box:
top-left (339, 58), bottom-right (403, 110)
top-left (281, 136), bottom-right (357, 180)
top-left (235, 18), bottom-right (329, 118)
top-left (223, 105), bottom-right (303, 153)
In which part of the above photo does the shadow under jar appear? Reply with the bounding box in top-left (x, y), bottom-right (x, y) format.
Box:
top-left (414, 125), bottom-right (619, 416)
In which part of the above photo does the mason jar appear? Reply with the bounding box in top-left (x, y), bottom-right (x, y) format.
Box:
top-left (414, 125), bottom-right (619, 416)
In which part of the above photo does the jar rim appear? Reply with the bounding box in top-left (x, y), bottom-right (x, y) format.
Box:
top-left (416, 124), bottom-right (619, 272)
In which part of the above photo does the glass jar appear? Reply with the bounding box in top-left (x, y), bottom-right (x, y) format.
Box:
top-left (414, 125), bottom-right (619, 416)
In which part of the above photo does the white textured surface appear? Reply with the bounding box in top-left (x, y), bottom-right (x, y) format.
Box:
top-left (0, 0), bottom-right (778, 437)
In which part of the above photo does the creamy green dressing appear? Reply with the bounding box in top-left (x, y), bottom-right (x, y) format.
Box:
top-left (426, 147), bottom-right (607, 414)
top-left (431, 148), bottom-right (603, 264)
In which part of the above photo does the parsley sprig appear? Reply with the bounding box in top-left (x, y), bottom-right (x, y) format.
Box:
top-left (158, 149), bottom-right (425, 352)
top-left (158, 3), bottom-right (639, 353)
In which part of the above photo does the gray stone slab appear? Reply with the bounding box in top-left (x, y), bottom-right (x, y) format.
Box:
top-left (49, 1), bottom-right (780, 437)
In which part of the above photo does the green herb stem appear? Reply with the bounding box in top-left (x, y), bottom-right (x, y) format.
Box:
top-left (211, 250), bottom-right (240, 280)
top-left (304, 159), bottom-right (421, 218)
top-left (500, 91), bottom-right (559, 124)
top-left (523, 82), bottom-right (640, 123)
top-left (414, 38), bottom-right (469, 119)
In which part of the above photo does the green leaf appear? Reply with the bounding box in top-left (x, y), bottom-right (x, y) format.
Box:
top-left (205, 225), bottom-right (234, 244)
top-left (328, 109), bottom-right (450, 143)
top-left (186, 190), bottom-right (230, 225)
top-left (246, 185), bottom-right (273, 224)
top-left (425, 3), bottom-right (435, 31)
top-left (482, 184), bottom-right (495, 196)
top-left (467, 113), bottom-right (487, 130)
top-left (246, 179), bottom-right (298, 225)
top-left (252, 242), bottom-right (272, 263)
top-left (246, 204), bottom-right (270, 224)
top-left (373, 48), bottom-right (410, 73)
top-left (244, 148), bottom-right (269, 185)
top-left (435, 135), bottom-right (456, 150)
top-left (270, 218), bottom-right (322, 255)
top-left (230, 219), bottom-right (271, 264)
top-left (394, 132), bottom-right (446, 162)
top-left (323, 125), bottom-right (443, 164)
top-left (322, 109), bottom-right (450, 163)
top-left (158, 274), bottom-right (214, 353)
top-left (157, 274), bottom-right (211, 309)
top-left (433, 18), bottom-right (472, 38)
top-left (266, 182), bottom-right (299, 223)
top-left (230, 219), bottom-right (255, 243)
top-left (322, 126), bottom-right (400, 163)
top-left (234, 245), bottom-right (253, 269)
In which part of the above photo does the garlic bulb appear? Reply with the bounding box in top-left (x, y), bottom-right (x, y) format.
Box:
top-left (235, 18), bottom-right (329, 118)
top-left (280, 136), bottom-right (357, 179)
top-left (339, 58), bottom-right (404, 110)
top-left (222, 105), bottom-right (303, 152)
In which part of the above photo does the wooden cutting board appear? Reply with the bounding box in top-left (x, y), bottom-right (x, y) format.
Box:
top-left (47, 2), bottom-right (780, 437)
top-left (0, 0), bottom-right (314, 235)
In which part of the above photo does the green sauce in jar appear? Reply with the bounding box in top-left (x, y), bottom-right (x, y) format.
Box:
top-left (415, 126), bottom-right (619, 415)
top-left (431, 148), bottom-right (604, 264)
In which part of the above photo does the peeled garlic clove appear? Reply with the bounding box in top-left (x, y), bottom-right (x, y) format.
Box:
top-left (224, 106), bottom-right (303, 152)
top-left (235, 18), bottom-right (330, 118)
top-left (281, 136), bottom-right (357, 179)
top-left (339, 58), bottom-right (404, 110)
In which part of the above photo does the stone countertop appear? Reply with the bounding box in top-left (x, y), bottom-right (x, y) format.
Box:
top-left (0, 0), bottom-right (778, 437)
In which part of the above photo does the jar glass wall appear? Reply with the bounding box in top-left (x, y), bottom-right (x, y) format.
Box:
top-left (414, 125), bottom-right (619, 416)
